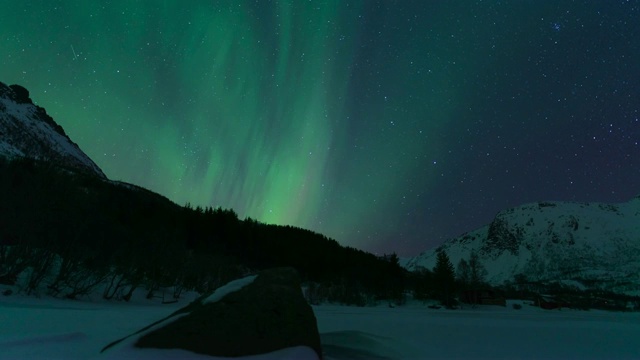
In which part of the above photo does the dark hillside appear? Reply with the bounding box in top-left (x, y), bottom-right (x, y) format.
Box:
top-left (0, 157), bottom-right (404, 303)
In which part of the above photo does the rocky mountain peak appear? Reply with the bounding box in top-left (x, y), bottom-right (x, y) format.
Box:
top-left (405, 197), bottom-right (640, 296)
top-left (0, 81), bottom-right (105, 178)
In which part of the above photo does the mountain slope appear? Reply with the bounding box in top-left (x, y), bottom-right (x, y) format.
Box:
top-left (405, 196), bottom-right (640, 295)
top-left (0, 82), bottom-right (105, 178)
top-left (0, 82), bottom-right (406, 303)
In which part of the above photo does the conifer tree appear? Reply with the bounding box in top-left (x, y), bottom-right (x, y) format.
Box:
top-left (433, 249), bottom-right (456, 307)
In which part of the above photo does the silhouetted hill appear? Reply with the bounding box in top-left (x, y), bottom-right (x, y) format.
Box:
top-left (0, 83), bottom-right (405, 304)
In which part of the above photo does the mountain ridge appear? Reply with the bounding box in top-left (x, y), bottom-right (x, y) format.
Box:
top-left (405, 196), bottom-right (640, 296)
top-left (0, 81), bottom-right (105, 178)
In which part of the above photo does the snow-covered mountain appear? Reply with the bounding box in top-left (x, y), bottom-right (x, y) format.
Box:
top-left (405, 197), bottom-right (640, 295)
top-left (0, 82), bottom-right (105, 178)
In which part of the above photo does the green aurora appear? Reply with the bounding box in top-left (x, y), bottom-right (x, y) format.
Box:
top-left (2, 1), bottom-right (638, 255)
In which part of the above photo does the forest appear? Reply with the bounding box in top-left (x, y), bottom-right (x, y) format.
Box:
top-left (2, 157), bottom-right (635, 310)
top-left (0, 157), bottom-right (406, 305)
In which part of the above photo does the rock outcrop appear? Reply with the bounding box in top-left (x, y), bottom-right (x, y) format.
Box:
top-left (133, 267), bottom-right (322, 358)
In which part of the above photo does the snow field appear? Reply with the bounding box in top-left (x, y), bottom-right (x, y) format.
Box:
top-left (316, 301), bottom-right (640, 359)
top-left (0, 295), bottom-right (639, 359)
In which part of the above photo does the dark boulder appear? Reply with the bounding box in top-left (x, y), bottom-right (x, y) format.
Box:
top-left (135, 267), bottom-right (322, 358)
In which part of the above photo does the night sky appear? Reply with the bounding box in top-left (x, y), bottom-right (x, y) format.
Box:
top-left (2, 1), bottom-right (639, 256)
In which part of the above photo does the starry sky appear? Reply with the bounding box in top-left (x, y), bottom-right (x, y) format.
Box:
top-left (2, 1), bottom-right (639, 256)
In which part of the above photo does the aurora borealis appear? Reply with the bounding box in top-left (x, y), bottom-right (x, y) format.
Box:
top-left (2, 1), bottom-right (639, 256)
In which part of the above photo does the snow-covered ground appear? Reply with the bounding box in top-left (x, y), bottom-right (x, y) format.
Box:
top-left (1, 295), bottom-right (638, 359)
top-left (0, 291), bottom-right (317, 360)
top-left (317, 301), bottom-right (640, 359)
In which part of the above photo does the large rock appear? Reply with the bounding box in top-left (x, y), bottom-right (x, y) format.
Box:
top-left (135, 267), bottom-right (322, 358)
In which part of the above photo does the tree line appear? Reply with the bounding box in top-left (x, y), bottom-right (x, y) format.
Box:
top-left (0, 158), bottom-right (404, 304)
top-left (1, 157), bottom-right (502, 307)
top-left (409, 248), bottom-right (489, 308)
top-left (3, 157), bottom-right (636, 310)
